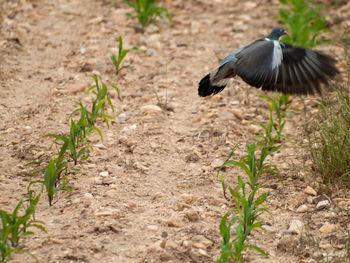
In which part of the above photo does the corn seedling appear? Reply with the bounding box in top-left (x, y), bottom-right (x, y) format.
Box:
top-left (45, 118), bottom-right (92, 165)
top-left (125, 0), bottom-right (172, 32)
top-left (110, 36), bottom-right (137, 75)
top-left (77, 76), bottom-right (117, 128)
top-left (254, 93), bottom-right (291, 145)
top-left (0, 195), bottom-right (46, 262)
top-left (29, 139), bottom-right (71, 206)
top-left (217, 95), bottom-right (290, 262)
top-left (277, 0), bottom-right (330, 48)
top-left (218, 144), bottom-right (274, 263)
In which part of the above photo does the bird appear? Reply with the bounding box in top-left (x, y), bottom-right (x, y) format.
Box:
top-left (198, 27), bottom-right (339, 97)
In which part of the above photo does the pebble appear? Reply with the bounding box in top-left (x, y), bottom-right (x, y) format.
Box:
top-left (262, 225), bottom-right (277, 233)
top-left (147, 225), bottom-right (158, 231)
top-left (192, 242), bottom-right (206, 249)
top-left (338, 200), bottom-right (350, 210)
top-left (197, 248), bottom-right (208, 256)
top-left (94, 209), bottom-right (121, 218)
top-left (303, 186), bottom-right (317, 196)
top-left (84, 193), bottom-right (93, 199)
top-left (191, 235), bottom-right (213, 248)
top-left (123, 124), bottom-right (137, 131)
top-left (99, 171), bottom-right (109, 177)
top-left (288, 219), bottom-right (305, 235)
top-left (165, 240), bottom-right (178, 249)
top-left (118, 112), bottom-right (127, 123)
top-left (167, 212), bottom-right (183, 227)
top-left (316, 200), bottom-right (330, 209)
top-left (211, 159), bottom-right (224, 168)
top-left (94, 143), bottom-right (107, 149)
top-left (179, 193), bottom-right (195, 204)
top-left (231, 109), bottom-right (243, 120)
top-left (296, 204), bottom-right (309, 213)
top-left (319, 223), bottom-right (337, 234)
top-left (182, 240), bottom-right (192, 247)
top-left (185, 209), bottom-right (200, 222)
top-left (140, 105), bottom-right (162, 115)
top-left (287, 198), bottom-right (300, 209)
top-left (34, 150), bottom-right (45, 159)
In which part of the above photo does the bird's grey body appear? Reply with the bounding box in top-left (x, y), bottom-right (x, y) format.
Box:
top-left (199, 27), bottom-right (339, 96)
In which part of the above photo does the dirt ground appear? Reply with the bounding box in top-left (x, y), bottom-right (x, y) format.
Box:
top-left (1, 0), bottom-right (350, 262)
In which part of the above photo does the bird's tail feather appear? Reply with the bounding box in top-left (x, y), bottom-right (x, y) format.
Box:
top-left (198, 69), bottom-right (229, 97)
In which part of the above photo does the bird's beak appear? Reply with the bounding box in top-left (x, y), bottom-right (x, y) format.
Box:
top-left (284, 31), bottom-right (288, 35)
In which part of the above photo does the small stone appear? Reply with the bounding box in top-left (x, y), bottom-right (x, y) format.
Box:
top-left (304, 186), bottom-right (317, 196)
top-left (84, 193), bottom-right (93, 199)
top-left (5, 128), bottom-right (16, 133)
top-left (319, 223), bottom-right (337, 234)
top-left (34, 151), bottom-right (45, 159)
top-left (147, 225), bottom-right (158, 231)
top-left (140, 105), bottom-right (162, 115)
top-left (94, 143), bottom-right (107, 149)
top-left (316, 200), bottom-right (330, 209)
top-left (287, 198), bottom-right (300, 209)
top-left (177, 202), bottom-right (191, 211)
top-left (147, 242), bottom-right (163, 253)
top-left (248, 125), bottom-right (261, 134)
top-left (152, 192), bottom-right (164, 200)
top-left (197, 248), bottom-right (208, 256)
top-left (72, 198), bottom-right (81, 204)
top-left (165, 240), bottom-right (178, 249)
top-left (190, 21), bottom-right (201, 35)
top-left (185, 209), bottom-right (200, 222)
top-left (94, 209), bottom-right (121, 218)
top-left (134, 161), bottom-right (149, 172)
top-left (262, 225), bottom-right (277, 233)
top-left (101, 177), bottom-right (114, 185)
top-left (296, 204), bottom-right (309, 213)
top-left (159, 239), bottom-right (167, 248)
top-left (193, 242), bottom-right (206, 249)
top-left (191, 235), bottom-right (213, 248)
top-left (99, 171), bottom-right (109, 177)
top-left (118, 112), bottom-right (127, 123)
top-left (288, 219), bottom-right (305, 235)
top-left (179, 193), bottom-right (195, 204)
top-left (338, 200), bottom-right (350, 209)
top-left (231, 109), bottom-right (243, 120)
top-left (167, 213), bottom-right (183, 227)
top-left (182, 240), bottom-right (192, 247)
top-left (319, 241), bottom-right (332, 250)
top-left (211, 159), bottom-right (224, 168)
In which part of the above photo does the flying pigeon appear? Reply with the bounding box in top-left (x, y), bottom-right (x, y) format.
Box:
top-left (198, 27), bottom-right (339, 96)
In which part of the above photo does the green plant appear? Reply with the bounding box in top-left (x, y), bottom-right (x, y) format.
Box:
top-left (217, 94), bottom-right (290, 262)
top-left (278, 0), bottom-right (330, 48)
top-left (110, 36), bottom-right (137, 75)
top-left (84, 76), bottom-right (117, 126)
top-left (305, 89), bottom-right (350, 184)
top-left (125, 0), bottom-right (172, 32)
top-left (0, 195), bottom-right (46, 262)
top-left (218, 144), bottom-right (274, 262)
top-left (33, 76), bottom-right (117, 206)
top-left (28, 137), bottom-right (71, 206)
top-left (254, 93), bottom-right (291, 144)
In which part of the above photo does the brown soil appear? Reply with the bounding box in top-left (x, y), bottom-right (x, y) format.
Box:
top-left (1, 0), bottom-right (350, 262)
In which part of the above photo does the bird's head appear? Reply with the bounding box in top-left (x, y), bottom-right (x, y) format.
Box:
top-left (267, 27), bottom-right (287, 40)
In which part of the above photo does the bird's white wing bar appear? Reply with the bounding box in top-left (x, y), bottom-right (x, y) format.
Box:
top-left (272, 40), bottom-right (283, 70)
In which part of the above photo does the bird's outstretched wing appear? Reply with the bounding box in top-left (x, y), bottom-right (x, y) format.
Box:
top-left (235, 40), bottom-right (339, 95)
